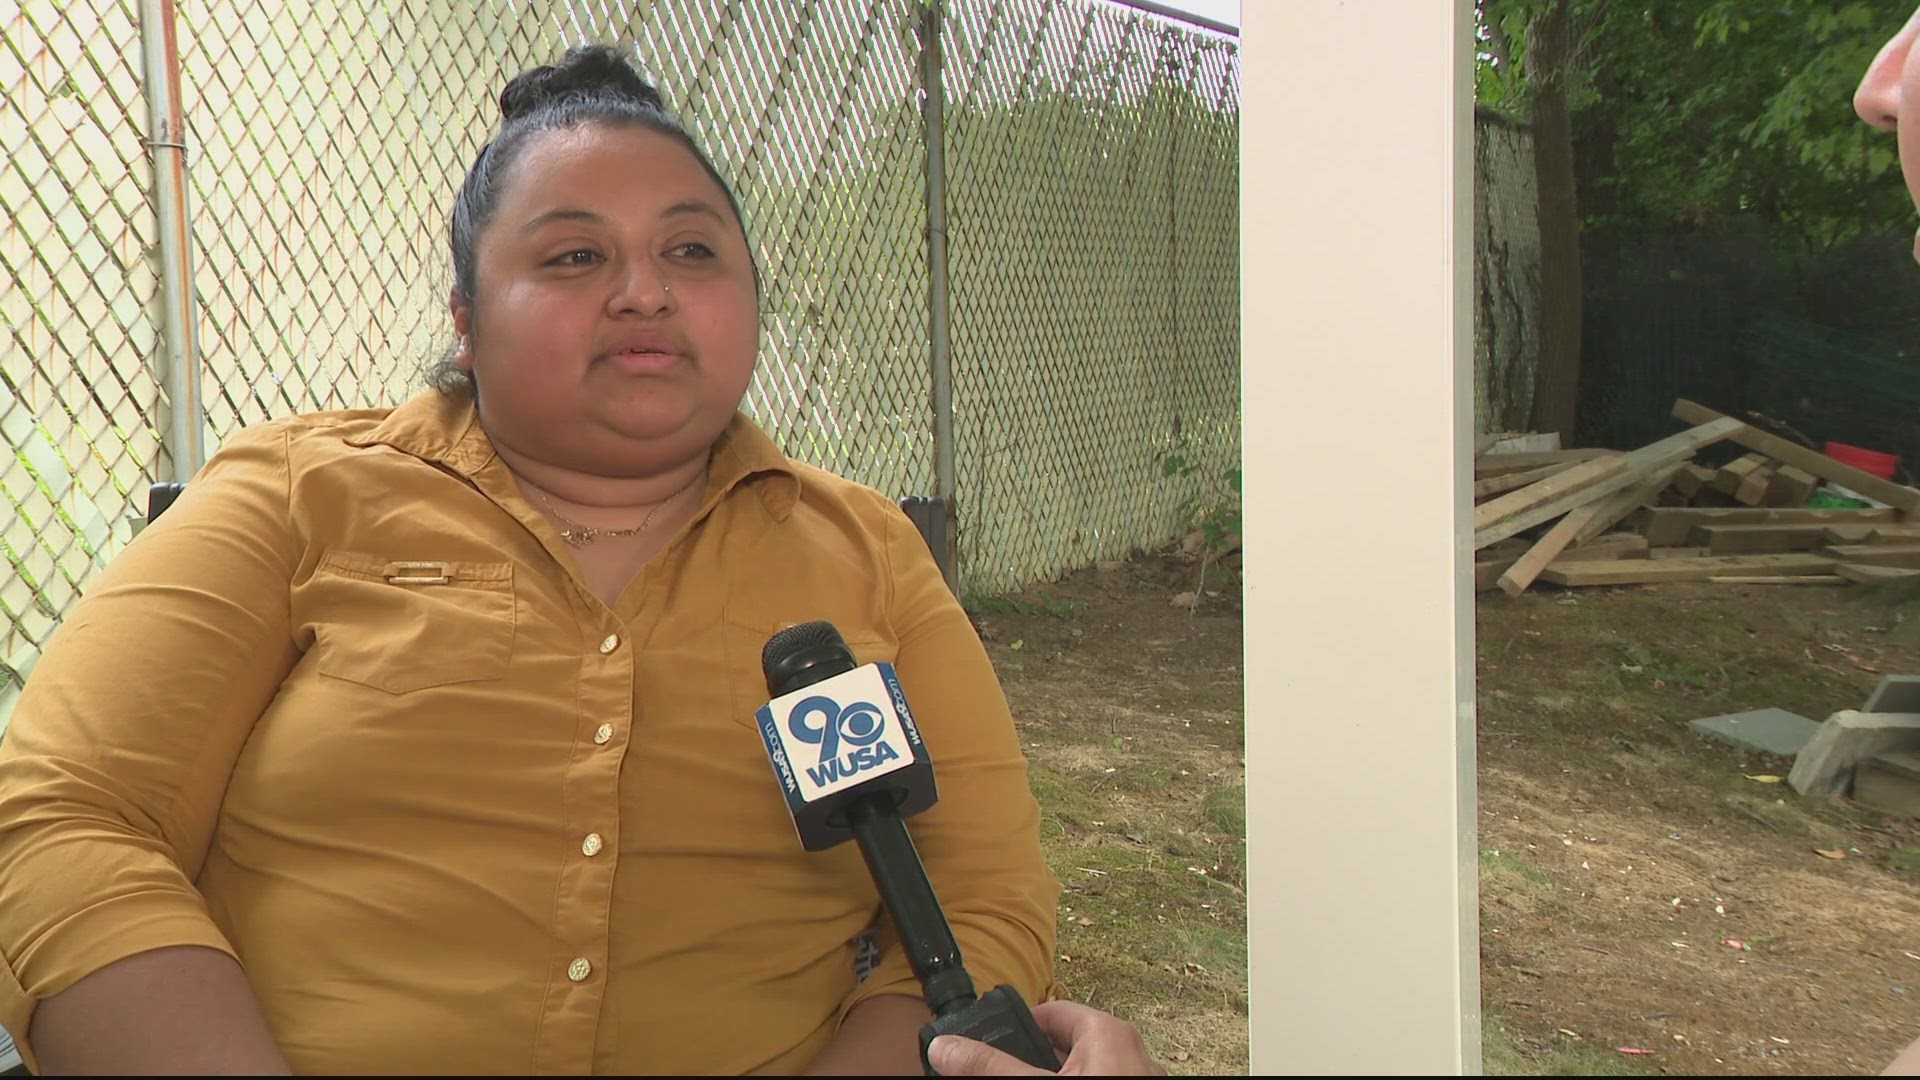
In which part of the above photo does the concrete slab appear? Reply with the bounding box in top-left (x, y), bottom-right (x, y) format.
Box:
top-left (1789, 710), bottom-right (1920, 797)
top-left (1863, 675), bottom-right (1920, 714)
top-left (1688, 708), bottom-right (1821, 758)
top-left (1853, 760), bottom-right (1920, 816)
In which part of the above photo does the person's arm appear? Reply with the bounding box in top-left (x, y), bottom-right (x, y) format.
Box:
top-left (0, 424), bottom-right (303, 1073)
top-left (816, 501), bottom-right (1064, 1071)
top-left (803, 993), bottom-right (933, 1075)
top-left (30, 946), bottom-right (290, 1075)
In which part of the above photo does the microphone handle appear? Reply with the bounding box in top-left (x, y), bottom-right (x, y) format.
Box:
top-left (843, 793), bottom-right (978, 1016)
top-left (843, 794), bottom-right (1063, 1074)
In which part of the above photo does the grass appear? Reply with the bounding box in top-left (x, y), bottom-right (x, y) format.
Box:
top-left (1028, 763), bottom-right (1103, 840)
top-left (1001, 575), bottom-right (1248, 1073)
top-left (1480, 847), bottom-right (1552, 888)
top-left (1483, 1009), bottom-right (1655, 1076)
top-left (1202, 782), bottom-right (1244, 838)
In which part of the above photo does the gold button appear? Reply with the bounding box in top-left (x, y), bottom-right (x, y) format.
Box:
top-left (567, 957), bottom-right (591, 982)
top-left (599, 633), bottom-right (620, 654)
top-left (582, 833), bottom-right (603, 857)
top-left (593, 724), bottom-right (614, 745)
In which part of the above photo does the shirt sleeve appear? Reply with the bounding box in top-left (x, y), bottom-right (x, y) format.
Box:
top-left (0, 423), bottom-right (303, 1070)
top-left (835, 501), bottom-right (1065, 1023)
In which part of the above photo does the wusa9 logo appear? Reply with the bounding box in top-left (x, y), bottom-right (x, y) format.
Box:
top-left (786, 693), bottom-right (901, 787)
top-left (756, 662), bottom-right (919, 809)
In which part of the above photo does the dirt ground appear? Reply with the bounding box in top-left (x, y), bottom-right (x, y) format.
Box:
top-left (968, 553), bottom-right (1249, 1075)
top-left (978, 556), bottom-right (1920, 1076)
top-left (1478, 581), bottom-right (1920, 1076)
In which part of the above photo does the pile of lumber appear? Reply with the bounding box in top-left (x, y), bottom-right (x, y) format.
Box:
top-left (1477, 398), bottom-right (1920, 596)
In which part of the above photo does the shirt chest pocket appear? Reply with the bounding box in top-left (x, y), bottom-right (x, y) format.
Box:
top-left (722, 615), bottom-right (898, 730)
top-left (304, 552), bottom-right (518, 695)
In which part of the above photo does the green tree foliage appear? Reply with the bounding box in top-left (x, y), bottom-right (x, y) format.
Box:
top-left (1478, 0), bottom-right (1912, 253)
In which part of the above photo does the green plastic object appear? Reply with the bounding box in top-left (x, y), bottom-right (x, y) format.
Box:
top-left (1807, 489), bottom-right (1872, 510)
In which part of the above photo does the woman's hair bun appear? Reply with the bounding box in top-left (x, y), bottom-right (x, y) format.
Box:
top-left (498, 43), bottom-right (666, 122)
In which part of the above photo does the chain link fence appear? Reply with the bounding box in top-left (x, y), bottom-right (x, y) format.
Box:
top-left (2, 0), bottom-right (165, 720)
top-left (945, 0), bottom-right (1240, 593)
top-left (2, 0), bottom-right (1240, 722)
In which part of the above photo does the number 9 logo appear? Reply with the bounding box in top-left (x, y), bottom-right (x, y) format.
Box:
top-left (787, 696), bottom-right (889, 763)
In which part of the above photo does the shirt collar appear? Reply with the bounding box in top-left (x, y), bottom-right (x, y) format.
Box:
top-left (346, 390), bottom-right (802, 521)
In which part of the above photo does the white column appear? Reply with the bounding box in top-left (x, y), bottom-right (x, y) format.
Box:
top-left (1241, 0), bottom-right (1480, 1073)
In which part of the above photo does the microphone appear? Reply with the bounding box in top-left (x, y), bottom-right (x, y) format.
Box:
top-left (757, 621), bottom-right (1062, 1075)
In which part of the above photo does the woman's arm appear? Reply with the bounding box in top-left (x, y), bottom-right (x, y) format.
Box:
top-left (30, 947), bottom-right (290, 1075)
top-left (0, 425), bottom-right (303, 1072)
top-left (803, 993), bottom-right (933, 1076)
top-left (820, 501), bottom-right (1064, 1067)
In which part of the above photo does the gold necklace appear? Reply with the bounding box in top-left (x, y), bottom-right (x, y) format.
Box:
top-left (531, 472), bottom-right (703, 548)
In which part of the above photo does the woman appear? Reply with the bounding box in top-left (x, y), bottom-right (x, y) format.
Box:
top-left (0, 45), bottom-right (1157, 1076)
top-left (1857, 16), bottom-right (1920, 1076)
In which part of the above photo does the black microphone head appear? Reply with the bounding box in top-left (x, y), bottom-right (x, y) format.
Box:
top-left (754, 619), bottom-right (940, 851)
top-left (763, 620), bottom-right (858, 698)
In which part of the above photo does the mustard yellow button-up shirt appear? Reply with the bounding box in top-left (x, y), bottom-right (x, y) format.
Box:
top-left (0, 390), bottom-right (1061, 1074)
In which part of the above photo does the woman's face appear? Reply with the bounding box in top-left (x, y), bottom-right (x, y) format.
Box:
top-left (1856, 6), bottom-right (1920, 260)
top-left (453, 123), bottom-right (761, 476)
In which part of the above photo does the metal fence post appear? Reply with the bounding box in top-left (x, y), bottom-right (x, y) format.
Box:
top-left (140, 0), bottom-right (205, 484)
top-left (918, 0), bottom-right (959, 591)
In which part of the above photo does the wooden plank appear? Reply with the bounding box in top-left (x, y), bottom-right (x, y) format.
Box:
top-left (1473, 454), bottom-right (1631, 534)
top-left (1818, 543), bottom-right (1920, 569)
top-left (1561, 533), bottom-right (1649, 561)
top-left (1538, 553), bottom-right (1837, 586)
top-left (1474, 558), bottom-right (1511, 592)
top-left (1479, 539), bottom-right (1534, 563)
top-left (1768, 464), bottom-right (1818, 508)
top-left (1474, 461), bottom-right (1578, 501)
top-left (1650, 546), bottom-right (1711, 559)
top-left (1825, 524), bottom-right (1920, 544)
top-left (1711, 453), bottom-right (1769, 498)
top-left (1480, 433), bottom-right (1562, 455)
top-left (1734, 462), bottom-right (1779, 506)
top-left (1706, 575), bottom-right (1847, 585)
top-left (1673, 399), bottom-right (1920, 513)
top-left (1499, 503), bottom-right (1605, 596)
top-left (1474, 449), bottom-right (1619, 475)
top-left (1671, 462), bottom-right (1716, 498)
top-left (1689, 523), bottom-right (1831, 556)
top-left (1475, 418), bottom-right (1741, 549)
top-left (1639, 506), bottom-right (1900, 547)
top-left (1822, 524), bottom-right (1880, 544)
top-left (1573, 463), bottom-right (1684, 546)
top-left (1475, 535), bottom-right (1646, 592)
top-left (1836, 563), bottom-right (1920, 584)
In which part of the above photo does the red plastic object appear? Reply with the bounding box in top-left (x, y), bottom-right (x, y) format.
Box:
top-left (1824, 441), bottom-right (1898, 480)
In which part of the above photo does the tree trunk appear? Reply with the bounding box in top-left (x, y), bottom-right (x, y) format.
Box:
top-left (1474, 110), bottom-right (1542, 435)
top-left (1525, 0), bottom-right (1584, 440)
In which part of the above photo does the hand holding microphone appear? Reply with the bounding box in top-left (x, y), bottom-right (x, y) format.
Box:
top-left (756, 621), bottom-right (1061, 1075)
top-left (926, 1000), bottom-right (1168, 1076)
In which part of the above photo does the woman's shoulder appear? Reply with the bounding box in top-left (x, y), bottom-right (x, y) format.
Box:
top-left (212, 405), bottom-right (402, 452)
top-left (717, 413), bottom-right (906, 525)
top-left (781, 457), bottom-right (897, 512)
top-left (209, 392), bottom-right (474, 471)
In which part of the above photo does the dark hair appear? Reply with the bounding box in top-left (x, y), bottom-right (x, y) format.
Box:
top-left (426, 44), bottom-right (757, 396)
